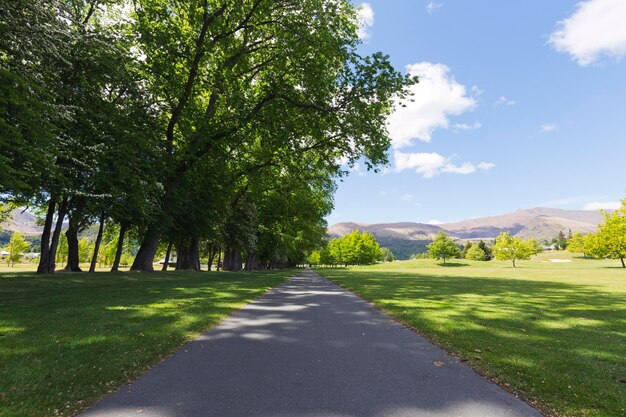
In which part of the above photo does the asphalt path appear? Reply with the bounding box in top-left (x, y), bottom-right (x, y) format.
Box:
top-left (79, 270), bottom-right (543, 417)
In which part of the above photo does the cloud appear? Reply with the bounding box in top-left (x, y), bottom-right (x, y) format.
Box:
top-left (394, 150), bottom-right (495, 178)
top-left (388, 62), bottom-right (477, 148)
top-left (453, 122), bottom-right (482, 131)
top-left (540, 123), bottom-right (558, 133)
top-left (495, 96), bottom-right (516, 106)
top-left (549, 0), bottom-right (626, 66)
top-left (401, 193), bottom-right (413, 201)
top-left (426, 2), bottom-right (443, 14)
top-left (356, 3), bottom-right (374, 41)
top-left (583, 201), bottom-right (621, 210)
top-left (427, 219), bottom-right (444, 225)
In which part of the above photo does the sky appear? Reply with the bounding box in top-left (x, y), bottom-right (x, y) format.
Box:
top-left (327, 0), bottom-right (626, 225)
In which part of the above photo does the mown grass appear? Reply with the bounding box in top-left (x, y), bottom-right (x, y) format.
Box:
top-left (0, 269), bottom-right (291, 417)
top-left (317, 252), bottom-right (626, 417)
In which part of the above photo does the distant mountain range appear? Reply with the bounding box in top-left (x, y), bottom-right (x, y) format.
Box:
top-left (1, 207), bottom-right (608, 259)
top-left (328, 207), bottom-right (606, 260)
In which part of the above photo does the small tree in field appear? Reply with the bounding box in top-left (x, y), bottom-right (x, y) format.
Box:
top-left (427, 231), bottom-right (460, 265)
top-left (492, 232), bottom-right (535, 268)
top-left (567, 232), bottom-right (588, 258)
top-left (592, 203), bottom-right (626, 268)
top-left (465, 244), bottom-right (486, 261)
top-left (6, 232), bottom-right (29, 267)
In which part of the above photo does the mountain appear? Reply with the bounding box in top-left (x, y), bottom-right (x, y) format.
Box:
top-left (329, 208), bottom-right (606, 259)
top-left (441, 208), bottom-right (603, 240)
top-left (1, 208), bottom-right (41, 235)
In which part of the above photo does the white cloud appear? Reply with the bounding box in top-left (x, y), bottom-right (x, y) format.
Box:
top-left (401, 193), bottom-right (413, 201)
top-left (540, 123), bottom-right (558, 133)
top-left (495, 96), bottom-right (516, 106)
top-left (477, 162), bottom-right (496, 170)
top-left (427, 219), bottom-right (444, 225)
top-left (394, 150), bottom-right (495, 178)
top-left (549, 0), bottom-right (626, 66)
top-left (583, 201), bottom-right (621, 210)
top-left (388, 62), bottom-right (477, 148)
top-left (426, 2), bottom-right (443, 14)
top-left (453, 121), bottom-right (482, 131)
top-left (356, 3), bottom-right (374, 41)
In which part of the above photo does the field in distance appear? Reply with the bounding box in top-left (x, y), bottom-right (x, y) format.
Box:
top-left (316, 252), bottom-right (626, 417)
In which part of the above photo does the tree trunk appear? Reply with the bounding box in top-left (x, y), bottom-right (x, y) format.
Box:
top-left (512, 259), bottom-right (516, 268)
top-left (162, 241), bottom-right (173, 271)
top-left (37, 197), bottom-right (56, 274)
top-left (89, 213), bottom-right (105, 273)
top-left (216, 249), bottom-right (221, 271)
top-left (130, 231), bottom-right (161, 271)
top-left (223, 245), bottom-right (242, 271)
top-left (64, 218), bottom-right (82, 272)
top-left (207, 250), bottom-right (216, 272)
top-left (47, 196), bottom-right (68, 273)
top-left (245, 252), bottom-right (258, 270)
top-left (176, 238), bottom-right (201, 271)
top-left (621, 257), bottom-right (625, 268)
top-left (111, 223), bottom-right (127, 272)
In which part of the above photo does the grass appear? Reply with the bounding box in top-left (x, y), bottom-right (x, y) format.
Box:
top-left (0, 268), bottom-right (292, 417)
top-left (316, 252), bottom-right (626, 417)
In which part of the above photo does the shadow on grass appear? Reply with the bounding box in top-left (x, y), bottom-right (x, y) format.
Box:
top-left (0, 270), bottom-right (291, 417)
top-left (320, 269), bottom-right (626, 417)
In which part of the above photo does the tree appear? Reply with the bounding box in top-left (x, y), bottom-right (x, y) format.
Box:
top-left (6, 233), bottom-right (29, 267)
top-left (465, 244), bottom-right (486, 261)
top-left (427, 231), bottom-right (460, 265)
top-left (477, 240), bottom-right (493, 260)
top-left (492, 232), bottom-right (536, 268)
top-left (308, 250), bottom-right (321, 266)
top-left (380, 247), bottom-right (396, 262)
top-left (590, 203), bottom-right (626, 267)
top-left (567, 232), bottom-right (588, 258)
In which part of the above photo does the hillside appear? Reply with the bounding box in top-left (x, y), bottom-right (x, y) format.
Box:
top-left (1, 208), bottom-right (41, 236)
top-left (329, 208), bottom-right (606, 259)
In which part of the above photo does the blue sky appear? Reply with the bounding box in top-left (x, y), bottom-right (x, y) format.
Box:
top-left (328, 0), bottom-right (626, 225)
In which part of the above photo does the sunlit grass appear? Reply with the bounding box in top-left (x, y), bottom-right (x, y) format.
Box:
top-left (0, 269), bottom-right (291, 417)
top-left (316, 253), bottom-right (626, 417)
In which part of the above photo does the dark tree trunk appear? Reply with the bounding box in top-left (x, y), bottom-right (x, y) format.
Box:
top-left (207, 250), bottom-right (216, 272)
top-left (621, 257), bottom-right (625, 268)
top-left (245, 252), bottom-right (258, 270)
top-left (512, 259), bottom-right (516, 268)
top-left (111, 223), bottom-right (127, 272)
top-left (176, 238), bottom-right (201, 271)
top-left (37, 197), bottom-right (56, 274)
top-left (130, 231), bottom-right (161, 271)
top-left (47, 196), bottom-right (68, 273)
top-left (89, 213), bottom-right (105, 273)
top-left (216, 249), bottom-right (221, 271)
top-left (189, 237), bottom-right (201, 271)
top-left (64, 218), bottom-right (82, 272)
top-left (223, 245), bottom-right (242, 271)
top-left (162, 241), bottom-right (173, 271)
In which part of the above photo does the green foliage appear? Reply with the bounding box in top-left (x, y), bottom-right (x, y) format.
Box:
top-left (56, 233), bottom-right (68, 264)
top-left (324, 230), bottom-right (383, 266)
top-left (567, 232), bottom-right (588, 257)
top-left (465, 244), bottom-right (486, 261)
top-left (492, 232), bottom-right (537, 268)
top-left (588, 201), bottom-right (626, 267)
top-left (380, 247), bottom-right (396, 262)
top-left (426, 231), bottom-right (460, 265)
top-left (5, 232), bottom-right (29, 266)
top-left (78, 238), bottom-right (93, 264)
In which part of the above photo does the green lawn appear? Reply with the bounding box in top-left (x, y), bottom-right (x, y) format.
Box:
top-left (0, 269), bottom-right (291, 417)
top-left (317, 253), bottom-right (626, 417)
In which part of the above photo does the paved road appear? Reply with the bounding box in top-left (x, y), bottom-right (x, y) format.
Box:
top-left (80, 270), bottom-right (543, 417)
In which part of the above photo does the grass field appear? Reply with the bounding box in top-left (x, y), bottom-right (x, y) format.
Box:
top-left (0, 268), bottom-right (291, 417)
top-left (317, 252), bottom-right (626, 417)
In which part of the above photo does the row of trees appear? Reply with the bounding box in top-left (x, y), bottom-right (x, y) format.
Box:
top-left (426, 230), bottom-right (539, 267)
top-left (307, 230), bottom-right (391, 266)
top-left (567, 202), bottom-right (626, 267)
top-left (1, 1), bottom-right (414, 273)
